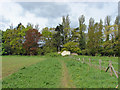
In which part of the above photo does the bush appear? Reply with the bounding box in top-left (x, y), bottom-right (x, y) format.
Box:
top-left (46, 52), bottom-right (60, 57)
top-left (63, 42), bottom-right (79, 50)
top-left (71, 47), bottom-right (82, 54)
top-left (61, 48), bottom-right (67, 52)
top-left (38, 46), bottom-right (57, 55)
top-left (62, 41), bottom-right (81, 54)
top-left (82, 49), bottom-right (88, 55)
top-left (95, 53), bottom-right (102, 56)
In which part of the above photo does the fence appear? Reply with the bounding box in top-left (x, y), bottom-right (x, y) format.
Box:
top-left (74, 57), bottom-right (119, 88)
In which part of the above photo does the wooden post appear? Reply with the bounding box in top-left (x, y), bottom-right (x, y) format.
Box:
top-left (111, 65), bottom-right (118, 78)
top-left (109, 61), bottom-right (112, 76)
top-left (89, 58), bottom-right (91, 66)
top-left (99, 59), bottom-right (101, 70)
top-left (83, 58), bottom-right (84, 63)
top-left (105, 66), bottom-right (109, 72)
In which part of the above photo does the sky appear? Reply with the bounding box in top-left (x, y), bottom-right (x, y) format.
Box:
top-left (0, 1), bottom-right (118, 32)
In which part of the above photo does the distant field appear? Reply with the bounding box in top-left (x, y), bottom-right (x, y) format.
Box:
top-left (2, 55), bottom-right (118, 88)
top-left (2, 56), bottom-right (45, 78)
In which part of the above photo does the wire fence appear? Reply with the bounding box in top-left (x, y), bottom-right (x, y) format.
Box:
top-left (73, 57), bottom-right (119, 88)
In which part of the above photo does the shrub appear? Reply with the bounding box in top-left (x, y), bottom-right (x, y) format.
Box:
top-left (63, 42), bottom-right (79, 50)
top-left (82, 49), bottom-right (88, 55)
top-left (62, 41), bottom-right (81, 54)
top-left (95, 53), bottom-right (102, 56)
top-left (38, 46), bottom-right (57, 55)
top-left (61, 48), bottom-right (67, 52)
top-left (46, 52), bottom-right (60, 57)
top-left (71, 47), bottom-right (82, 54)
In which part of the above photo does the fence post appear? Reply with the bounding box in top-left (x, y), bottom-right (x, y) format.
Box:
top-left (89, 58), bottom-right (91, 66)
top-left (83, 58), bottom-right (84, 63)
top-left (99, 59), bottom-right (101, 70)
top-left (109, 61), bottom-right (112, 76)
top-left (111, 65), bottom-right (118, 78)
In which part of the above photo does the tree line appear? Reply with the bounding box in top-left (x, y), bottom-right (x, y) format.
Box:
top-left (1, 15), bottom-right (119, 56)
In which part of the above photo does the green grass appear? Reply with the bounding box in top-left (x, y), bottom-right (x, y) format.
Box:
top-left (2, 56), bottom-right (45, 78)
top-left (63, 57), bottom-right (118, 88)
top-left (71, 55), bottom-right (118, 71)
top-left (2, 55), bottom-right (118, 88)
top-left (2, 57), bottom-right (62, 88)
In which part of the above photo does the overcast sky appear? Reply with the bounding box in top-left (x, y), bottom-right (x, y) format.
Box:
top-left (0, 2), bottom-right (118, 31)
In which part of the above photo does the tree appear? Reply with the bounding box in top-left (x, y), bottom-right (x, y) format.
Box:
top-left (102, 24), bottom-right (118, 56)
top-left (78, 15), bottom-right (86, 50)
top-left (10, 24), bottom-right (27, 55)
top-left (104, 16), bottom-right (111, 41)
top-left (54, 24), bottom-right (64, 51)
top-left (98, 19), bottom-right (104, 43)
top-left (41, 27), bottom-right (57, 54)
top-left (2, 15), bottom-right (118, 56)
top-left (2, 28), bottom-right (15, 55)
top-left (113, 16), bottom-right (119, 56)
top-left (23, 29), bottom-right (42, 55)
top-left (71, 27), bottom-right (79, 42)
top-left (114, 16), bottom-right (118, 41)
top-left (87, 18), bottom-right (95, 55)
top-left (2, 23), bottom-right (31, 55)
top-left (93, 19), bottom-right (103, 55)
top-left (2, 23), bottom-right (33, 55)
top-left (35, 24), bottom-right (39, 30)
top-left (62, 15), bottom-right (71, 44)
top-left (101, 16), bottom-right (118, 56)
top-left (17, 23), bottom-right (22, 29)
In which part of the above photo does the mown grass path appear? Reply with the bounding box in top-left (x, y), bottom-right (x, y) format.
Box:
top-left (60, 60), bottom-right (76, 88)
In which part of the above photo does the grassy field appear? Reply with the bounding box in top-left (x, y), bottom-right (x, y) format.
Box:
top-left (63, 56), bottom-right (118, 88)
top-left (2, 56), bottom-right (45, 78)
top-left (2, 55), bottom-right (118, 88)
top-left (71, 55), bottom-right (118, 71)
top-left (2, 57), bottom-right (62, 88)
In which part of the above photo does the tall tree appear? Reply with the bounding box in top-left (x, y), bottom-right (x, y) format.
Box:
top-left (23, 29), bottom-right (42, 55)
top-left (78, 15), bottom-right (86, 50)
top-left (41, 27), bottom-right (57, 54)
top-left (104, 16), bottom-right (111, 41)
top-left (94, 19), bottom-right (103, 55)
top-left (102, 16), bottom-right (118, 56)
top-left (87, 18), bottom-right (95, 55)
top-left (54, 24), bottom-right (64, 51)
top-left (114, 16), bottom-right (118, 41)
top-left (62, 15), bottom-right (71, 44)
top-left (41, 27), bottom-right (54, 48)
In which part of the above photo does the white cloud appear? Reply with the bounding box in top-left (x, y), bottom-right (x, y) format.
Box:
top-left (85, 3), bottom-right (118, 24)
top-left (68, 3), bottom-right (88, 27)
top-left (20, 11), bottom-right (48, 31)
top-left (67, 2), bottom-right (118, 28)
top-left (0, 2), bottom-right (24, 30)
top-left (0, 2), bottom-right (48, 31)
top-left (0, 2), bottom-right (118, 32)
